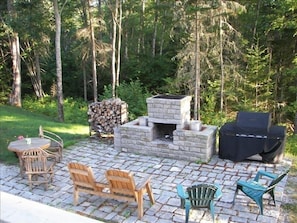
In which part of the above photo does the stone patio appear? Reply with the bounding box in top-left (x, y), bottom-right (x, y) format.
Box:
top-left (0, 138), bottom-right (292, 223)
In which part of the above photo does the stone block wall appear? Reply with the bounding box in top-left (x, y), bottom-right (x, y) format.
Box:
top-left (146, 95), bottom-right (191, 128)
top-left (114, 119), bottom-right (217, 163)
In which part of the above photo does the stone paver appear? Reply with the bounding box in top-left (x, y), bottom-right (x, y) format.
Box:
top-left (0, 138), bottom-right (292, 223)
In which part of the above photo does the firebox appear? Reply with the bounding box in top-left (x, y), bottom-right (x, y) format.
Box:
top-left (153, 123), bottom-right (176, 141)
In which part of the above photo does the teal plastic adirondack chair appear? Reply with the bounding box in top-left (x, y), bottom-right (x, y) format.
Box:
top-left (177, 184), bottom-right (222, 223)
top-left (233, 169), bottom-right (289, 214)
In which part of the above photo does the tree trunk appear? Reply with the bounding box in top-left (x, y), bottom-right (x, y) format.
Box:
top-left (34, 52), bottom-right (45, 98)
top-left (140, 0), bottom-right (146, 52)
top-left (111, 0), bottom-right (118, 98)
top-left (8, 0), bottom-right (21, 107)
top-left (294, 112), bottom-right (297, 134)
top-left (10, 33), bottom-right (22, 107)
top-left (194, 8), bottom-right (201, 121)
top-left (295, 77), bottom-right (297, 134)
top-left (54, 0), bottom-right (64, 122)
top-left (152, 0), bottom-right (159, 57)
top-left (87, 0), bottom-right (98, 102)
top-left (83, 60), bottom-right (87, 101)
top-left (27, 50), bottom-right (44, 99)
top-left (219, 14), bottom-right (224, 112)
top-left (116, 0), bottom-right (122, 88)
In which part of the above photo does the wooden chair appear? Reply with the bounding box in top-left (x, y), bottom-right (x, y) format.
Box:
top-left (67, 162), bottom-right (155, 219)
top-left (39, 125), bottom-right (64, 162)
top-left (233, 169), bottom-right (289, 214)
top-left (21, 148), bottom-right (56, 191)
top-left (105, 169), bottom-right (155, 219)
top-left (67, 162), bottom-right (108, 205)
top-left (177, 184), bottom-right (222, 223)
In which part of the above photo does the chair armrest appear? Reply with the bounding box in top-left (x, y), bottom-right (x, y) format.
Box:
top-left (176, 184), bottom-right (189, 199)
top-left (95, 176), bottom-right (109, 189)
top-left (254, 170), bottom-right (278, 181)
top-left (43, 135), bottom-right (63, 147)
top-left (214, 184), bottom-right (222, 199)
top-left (135, 175), bottom-right (152, 190)
top-left (45, 150), bottom-right (58, 162)
top-left (237, 180), bottom-right (266, 191)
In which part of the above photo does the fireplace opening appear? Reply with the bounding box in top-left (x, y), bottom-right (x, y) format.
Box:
top-left (153, 123), bottom-right (176, 141)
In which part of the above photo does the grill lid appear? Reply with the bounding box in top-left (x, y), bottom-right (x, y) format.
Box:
top-left (235, 111), bottom-right (271, 134)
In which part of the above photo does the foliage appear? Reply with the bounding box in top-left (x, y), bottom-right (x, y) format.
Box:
top-left (242, 44), bottom-right (274, 110)
top-left (121, 54), bottom-right (178, 93)
top-left (22, 95), bottom-right (88, 124)
top-left (200, 80), bottom-right (229, 127)
top-left (0, 104), bottom-right (89, 164)
top-left (234, 0), bottom-right (297, 123)
top-left (286, 134), bottom-right (297, 156)
top-left (99, 80), bottom-right (151, 120)
top-left (0, 0), bottom-right (296, 126)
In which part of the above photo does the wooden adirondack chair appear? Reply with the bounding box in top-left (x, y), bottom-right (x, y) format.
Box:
top-left (67, 163), bottom-right (155, 219)
top-left (177, 184), bottom-right (222, 223)
top-left (67, 162), bottom-right (109, 205)
top-left (105, 169), bottom-right (155, 219)
top-left (233, 169), bottom-right (289, 214)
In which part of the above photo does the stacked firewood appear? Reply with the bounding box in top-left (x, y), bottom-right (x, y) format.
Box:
top-left (88, 98), bottom-right (128, 134)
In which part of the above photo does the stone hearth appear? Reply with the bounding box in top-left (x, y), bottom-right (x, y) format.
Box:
top-left (114, 95), bottom-right (217, 162)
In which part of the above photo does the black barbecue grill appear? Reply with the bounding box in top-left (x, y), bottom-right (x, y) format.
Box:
top-left (219, 111), bottom-right (286, 163)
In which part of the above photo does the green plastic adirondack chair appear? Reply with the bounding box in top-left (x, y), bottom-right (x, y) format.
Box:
top-left (233, 169), bottom-right (289, 214)
top-left (177, 184), bottom-right (222, 223)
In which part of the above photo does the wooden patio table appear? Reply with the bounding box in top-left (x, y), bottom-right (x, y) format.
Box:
top-left (8, 137), bottom-right (51, 177)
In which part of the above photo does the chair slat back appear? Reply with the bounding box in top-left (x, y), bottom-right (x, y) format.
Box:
top-left (39, 125), bottom-right (63, 148)
top-left (187, 184), bottom-right (217, 208)
top-left (68, 162), bottom-right (97, 190)
top-left (22, 148), bottom-right (49, 173)
top-left (106, 169), bottom-right (136, 197)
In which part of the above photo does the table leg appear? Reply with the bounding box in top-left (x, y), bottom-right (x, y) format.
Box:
top-left (16, 152), bottom-right (24, 178)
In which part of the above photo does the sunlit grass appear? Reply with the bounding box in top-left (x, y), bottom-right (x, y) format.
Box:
top-left (0, 104), bottom-right (89, 164)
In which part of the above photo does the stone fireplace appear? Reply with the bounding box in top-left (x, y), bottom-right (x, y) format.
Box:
top-left (114, 95), bottom-right (217, 162)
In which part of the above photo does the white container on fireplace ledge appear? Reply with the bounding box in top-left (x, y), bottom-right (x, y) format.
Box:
top-left (138, 116), bottom-right (148, 126)
top-left (190, 120), bottom-right (202, 131)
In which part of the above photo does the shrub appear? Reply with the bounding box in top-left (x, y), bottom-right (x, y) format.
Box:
top-left (100, 80), bottom-right (151, 120)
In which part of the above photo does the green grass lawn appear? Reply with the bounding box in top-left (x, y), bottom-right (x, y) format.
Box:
top-left (0, 104), bottom-right (89, 164)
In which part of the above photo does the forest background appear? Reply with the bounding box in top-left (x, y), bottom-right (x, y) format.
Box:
top-left (1, 0), bottom-right (297, 132)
